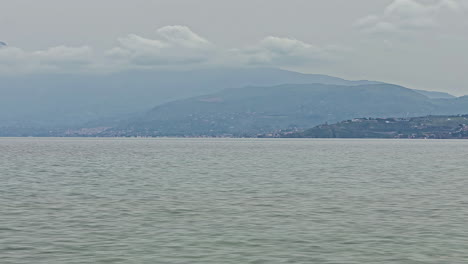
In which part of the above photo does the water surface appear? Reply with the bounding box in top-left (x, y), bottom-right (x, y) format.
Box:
top-left (1, 138), bottom-right (467, 263)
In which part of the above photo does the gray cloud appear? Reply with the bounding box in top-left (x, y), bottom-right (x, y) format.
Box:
top-left (356, 0), bottom-right (466, 34)
top-left (33, 46), bottom-right (93, 65)
top-left (1, 0), bottom-right (467, 95)
top-left (0, 45), bottom-right (93, 74)
top-left (232, 36), bottom-right (342, 67)
top-left (0, 25), bottom-right (340, 73)
top-left (105, 25), bottom-right (215, 68)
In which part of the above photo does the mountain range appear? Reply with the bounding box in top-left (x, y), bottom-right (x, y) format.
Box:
top-left (101, 83), bottom-right (468, 137)
top-left (1, 68), bottom-right (382, 127)
top-left (0, 68), bottom-right (465, 136)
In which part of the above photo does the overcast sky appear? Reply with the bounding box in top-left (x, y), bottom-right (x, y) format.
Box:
top-left (1, 0), bottom-right (467, 95)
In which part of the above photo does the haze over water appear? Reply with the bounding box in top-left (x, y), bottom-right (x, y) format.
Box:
top-left (1, 138), bottom-right (467, 263)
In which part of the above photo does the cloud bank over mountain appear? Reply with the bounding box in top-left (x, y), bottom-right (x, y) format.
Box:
top-left (106, 26), bottom-right (215, 67)
top-left (0, 45), bottom-right (94, 74)
top-left (1, 1), bottom-right (467, 94)
top-left (232, 36), bottom-right (342, 67)
top-left (0, 25), bottom-right (338, 74)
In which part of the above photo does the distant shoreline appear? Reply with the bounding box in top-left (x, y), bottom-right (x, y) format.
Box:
top-left (2, 136), bottom-right (468, 140)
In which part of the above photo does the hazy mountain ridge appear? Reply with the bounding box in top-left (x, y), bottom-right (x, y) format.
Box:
top-left (411, 89), bottom-right (456, 99)
top-left (0, 68), bottom-right (464, 136)
top-left (101, 83), bottom-right (467, 137)
top-left (0, 68), bottom-right (382, 127)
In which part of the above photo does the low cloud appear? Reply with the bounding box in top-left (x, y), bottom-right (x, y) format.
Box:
top-left (1, 25), bottom-right (340, 74)
top-left (156, 25), bottom-right (211, 48)
top-left (231, 36), bottom-right (343, 67)
top-left (356, 0), bottom-right (466, 34)
top-left (0, 45), bottom-right (93, 74)
top-left (105, 25), bottom-right (215, 67)
top-left (33, 46), bottom-right (93, 65)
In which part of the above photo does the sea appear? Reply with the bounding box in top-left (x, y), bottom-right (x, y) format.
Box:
top-left (1, 138), bottom-right (467, 263)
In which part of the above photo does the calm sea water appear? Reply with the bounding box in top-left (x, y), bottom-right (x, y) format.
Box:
top-left (1, 138), bottom-right (467, 264)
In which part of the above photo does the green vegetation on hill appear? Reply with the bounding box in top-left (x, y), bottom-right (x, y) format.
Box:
top-left (285, 115), bottom-right (468, 139)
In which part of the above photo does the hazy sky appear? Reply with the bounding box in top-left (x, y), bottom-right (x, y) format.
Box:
top-left (1, 0), bottom-right (467, 95)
